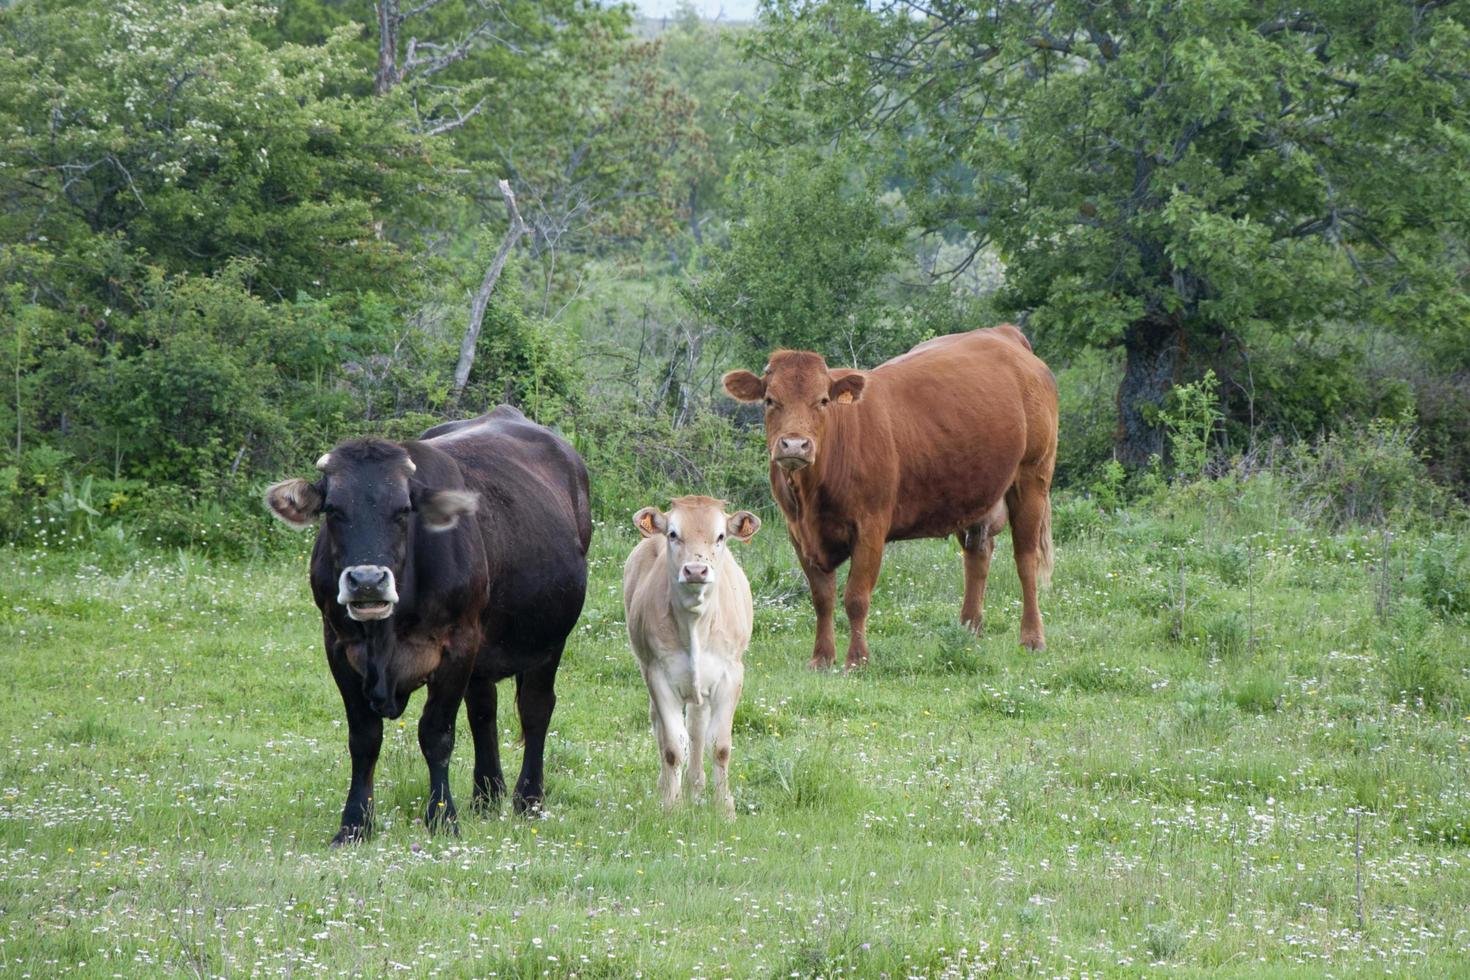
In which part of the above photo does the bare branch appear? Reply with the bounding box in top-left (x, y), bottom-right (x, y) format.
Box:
top-left (451, 179), bottom-right (531, 402)
top-left (420, 97), bottom-right (489, 137)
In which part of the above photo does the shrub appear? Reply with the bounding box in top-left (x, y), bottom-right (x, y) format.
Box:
top-left (572, 402), bottom-right (769, 520)
top-left (1416, 532), bottom-right (1470, 619)
top-left (1161, 370), bottom-right (1222, 482)
top-left (1287, 413), bottom-right (1444, 527)
top-left (1052, 347), bottom-right (1121, 490)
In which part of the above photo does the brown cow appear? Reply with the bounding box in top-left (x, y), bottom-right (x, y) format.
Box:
top-left (723, 326), bottom-right (1058, 668)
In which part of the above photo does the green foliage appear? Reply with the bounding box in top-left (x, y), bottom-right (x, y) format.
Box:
top-left (656, 6), bottom-right (772, 244)
top-left (1088, 460), bottom-right (1128, 512)
top-left (1053, 348), bottom-right (1121, 490)
top-left (751, 0), bottom-right (1470, 459)
top-left (1161, 370), bottom-right (1222, 481)
top-left (572, 403), bottom-right (769, 520)
top-left (1230, 673), bottom-right (1284, 715)
top-left (1287, 414), bottom-right (1443, 527)
top-left (682, 148), bottom-right (909, 363)
top-left (1415, 533), bottom-right (1470, 620)
top-left (0, 0), bottom-right (432, 299)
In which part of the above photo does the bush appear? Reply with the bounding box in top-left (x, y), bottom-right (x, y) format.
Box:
top-left (1052, 347), bottom-right (1121, 490)
top-left (1286, 414), bottom-right (1444, 527)
top-left (1415, 533), bottom-right (1470, 619)
top-left (1161, 370), bottom-right (1222, 482)
top-left (571, 403), bottom-right (770, 520)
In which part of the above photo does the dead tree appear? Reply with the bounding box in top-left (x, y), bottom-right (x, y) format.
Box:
top-left (451, 179), bottom-right (529, 404)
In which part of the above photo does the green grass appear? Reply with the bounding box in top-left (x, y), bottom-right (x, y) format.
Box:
top-left (2, 493), bottom-right (1469, 977)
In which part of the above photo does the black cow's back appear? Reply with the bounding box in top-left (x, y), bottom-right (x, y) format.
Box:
top-left (415, 406), bottom-right (591, 679)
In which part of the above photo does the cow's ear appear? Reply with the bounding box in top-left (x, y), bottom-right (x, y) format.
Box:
top-left (726, 510), bottom-right (761, 542)
top-left (722, 370), bottom-right (766, 403)
top-left (419, 489), bottom-right (478, 532)
top-left (829, 372), bottom-right (866, 404)
top-left (633, 506), bottom-right (667, 538)
top-left (265, 478), bottom-right (322, 528)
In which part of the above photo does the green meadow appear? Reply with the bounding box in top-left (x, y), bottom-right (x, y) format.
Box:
top-left (2, 480), bottom-right (1468, 977)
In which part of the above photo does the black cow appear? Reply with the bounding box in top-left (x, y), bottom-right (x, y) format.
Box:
top-left (265, 406), bottom-right (591, 844)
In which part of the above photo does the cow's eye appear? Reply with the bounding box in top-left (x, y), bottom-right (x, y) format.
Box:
top-left (764, 397), bottom-right (775, 408)
top-left (668, 530), bottom-right (679, 541)
top-left (820, 396), bottom-right (830, 407)
top-left (716, 533), bottom-right (725, 544)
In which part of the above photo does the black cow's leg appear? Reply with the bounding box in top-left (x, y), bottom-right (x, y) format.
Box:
top-left (464, 666), bottom-right (506, 812)
top-left (419, 659), bottom-right (472, 835)
top-left (328, 648), bottom-right (382, 846)
top-left (512, 651), bottom-right (563, 814)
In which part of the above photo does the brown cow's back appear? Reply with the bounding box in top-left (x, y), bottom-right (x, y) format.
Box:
top-left (830, 326), bottom-right (1055, 541)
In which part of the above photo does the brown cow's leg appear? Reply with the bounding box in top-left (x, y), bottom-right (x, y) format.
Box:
top-left (843, 534), bottom-right (886, 669)
top-left (801, 557), bottom-right (838, 670)
top-left (960, 503), bottom-right (1009, 632)
top-left (1006, 475), bottom-right (1052, 651)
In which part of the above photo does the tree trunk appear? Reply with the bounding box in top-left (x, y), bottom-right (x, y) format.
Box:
top-left (451, 180), bottom-right (529, 404)
top-left (1116, 315), bottom-right (1184, 468)
top-left (375, 1), bottom-right (399, 96)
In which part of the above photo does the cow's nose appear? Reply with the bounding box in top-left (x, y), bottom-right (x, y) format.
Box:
top-left (680, 563), bottom-right (711, 583)
top-left (777, 436), bottom-right (813, 458)
top-left (347, 567), bottom-right (389, 592)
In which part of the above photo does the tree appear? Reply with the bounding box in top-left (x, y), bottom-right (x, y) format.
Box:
top-left (681, 148), bottom-right (907, 364)
top-left (657, 3), bottom-right (774, 247)
top-left (0, 0), bottom-right (435, 303)
top-left (752, 0), bottom-right (1470, 465)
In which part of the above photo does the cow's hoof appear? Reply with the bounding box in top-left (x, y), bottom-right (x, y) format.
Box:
top-left (331, 825), bottom-right (369, 847)
top-left (512, 794), bottom-right (544, 816)
top-left (426, 797), bottom-right (460, 832)
top-left (961, 615), bottom-right (984, 636)
top-left (807, 656), bottom-right (835, 671)
top-left (469, 792), bottom-right (502, 816)
top-left (1020, 633), bottom-right (1046, 652)
top-left (844, 653), bottom-right (869, 671)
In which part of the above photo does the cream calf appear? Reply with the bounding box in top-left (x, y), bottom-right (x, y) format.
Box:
top-left (623, 496), bottom-right (760, 816)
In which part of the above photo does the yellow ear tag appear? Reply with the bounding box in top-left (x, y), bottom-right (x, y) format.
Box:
top-left (835, 390), bottom-right (855, 404)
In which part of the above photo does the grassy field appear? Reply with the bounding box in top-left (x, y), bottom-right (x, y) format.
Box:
top-left (2, 480), bottom-right (1468, 977)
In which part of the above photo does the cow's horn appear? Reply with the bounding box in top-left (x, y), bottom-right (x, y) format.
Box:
top-left (315, 452), bottom-right (332, 471)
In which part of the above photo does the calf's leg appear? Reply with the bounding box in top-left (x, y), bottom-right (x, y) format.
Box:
top-left (684, 698), bottom-right (711, 802)
top-left (708, 667), bottom-right (743, 818)
top-left (645, 670), bottom-right (688, 810)
top-left (329, 647), bottom-right (381, 846)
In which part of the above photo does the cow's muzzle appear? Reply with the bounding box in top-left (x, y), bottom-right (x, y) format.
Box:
top-left (678, 562), bottom-right (713, 585)
top-left (337, 565), bottom-right (398, 621)
top-left (774, 435), bottom-right (814, 470)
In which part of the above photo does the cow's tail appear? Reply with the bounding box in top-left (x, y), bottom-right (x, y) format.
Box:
top-left (1037, 495), bottom-right (1054, 588)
